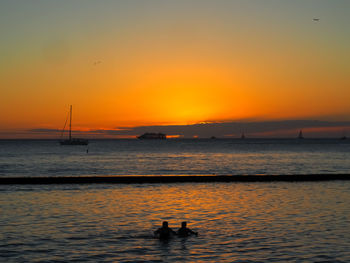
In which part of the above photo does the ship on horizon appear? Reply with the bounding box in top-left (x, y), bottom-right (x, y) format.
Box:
top-left (137, 133), bottom-right (166, 140)
top-left (340, 129), bottom-right (347, 140)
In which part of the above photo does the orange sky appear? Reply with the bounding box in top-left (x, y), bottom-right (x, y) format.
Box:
top-left (1, 1), bottom-right (349, 138)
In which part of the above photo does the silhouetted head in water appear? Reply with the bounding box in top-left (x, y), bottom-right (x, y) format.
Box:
top-left (154, 221), bottom-right (176, 239)
top-left (177, 221), bottom-right (198, 237)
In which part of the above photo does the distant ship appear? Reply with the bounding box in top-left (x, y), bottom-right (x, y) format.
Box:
top-left (340, 129), bottom-right (347, 140)
top-left (137, 133), bottom-right (166, 140)
top-left (241, 132), bottom-right (245, 139)
top-left (60, 105), bottom-right (89, 145)
top-left (298, 130), bottom-right (304, 139)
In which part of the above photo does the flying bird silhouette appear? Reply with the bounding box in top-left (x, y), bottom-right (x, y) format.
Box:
top-left (313, 18), bottom-right (320, 22)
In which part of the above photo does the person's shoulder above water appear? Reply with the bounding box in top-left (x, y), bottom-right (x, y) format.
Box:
top-left (177, 221), bottom-right (198, 237)
top-left (154, 221), bottom-right (176, 239)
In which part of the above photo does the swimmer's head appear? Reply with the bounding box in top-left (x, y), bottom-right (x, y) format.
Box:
top-left (162, 221), bottom-right (168, 227)
top-left (181, 221), bottom-right (187, 227)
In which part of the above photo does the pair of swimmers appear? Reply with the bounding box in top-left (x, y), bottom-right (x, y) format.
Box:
top-left (154, 221), bottom-right (198, 239)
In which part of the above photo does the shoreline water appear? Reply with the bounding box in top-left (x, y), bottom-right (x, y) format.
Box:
top-left (2, 177), bottom-right (349, 262)
top-left (1, 174), bottom-right (349, 184)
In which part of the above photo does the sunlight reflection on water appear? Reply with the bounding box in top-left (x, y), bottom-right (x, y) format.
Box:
top-left (1, 182), bottom-right (350, 262)
top-left (0, 139), bottom-right (349, 177)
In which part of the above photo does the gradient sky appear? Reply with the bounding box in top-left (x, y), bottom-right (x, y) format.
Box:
top-left (1, 0), bottom-right (349, 138)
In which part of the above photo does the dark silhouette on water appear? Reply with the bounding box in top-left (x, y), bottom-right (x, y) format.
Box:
top-left (298, 130), bottom-right (304, 139)
top-left (177, 222), bottom-right (198, 237)
top-left (138, 133), bottom-right (166, 140)
top-left (60, 105), bottom-right (88, 145)
top-left (1, 174), bottom-right (350, 185)
top-left (154, 221), bottom-right (176, 239)
top-left (340, 129), bottom-right (347, 140)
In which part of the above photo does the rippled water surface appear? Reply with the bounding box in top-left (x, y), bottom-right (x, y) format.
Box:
top-left (1, 182), bottom-right (350, 262)
top-left (0, 139), bottom-right (349, 176)
top-left (1, 139), bottom-right (350, 261)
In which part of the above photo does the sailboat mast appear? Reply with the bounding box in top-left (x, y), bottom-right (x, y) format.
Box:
top-left (298, 129), bottom-right (304, 139)
top-left (69, 105), bottom-right (72, 140)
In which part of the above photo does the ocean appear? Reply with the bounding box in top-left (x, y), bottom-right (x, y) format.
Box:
top-left (1, 139), bottom-right (349, 177)
top-left (1, 139), bottom-right (350, 262)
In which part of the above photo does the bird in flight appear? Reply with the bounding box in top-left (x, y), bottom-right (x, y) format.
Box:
top-left (313, 18), bottom-right (320, 22)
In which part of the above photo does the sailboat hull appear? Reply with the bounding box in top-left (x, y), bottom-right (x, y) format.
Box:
top-left (59, 105), bottom-right (88, 145)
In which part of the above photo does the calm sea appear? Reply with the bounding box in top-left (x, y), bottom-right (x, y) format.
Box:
top-left (0, 139), bottom-right (349, 177)
top-left (1, 139), bottom-right (350, 262)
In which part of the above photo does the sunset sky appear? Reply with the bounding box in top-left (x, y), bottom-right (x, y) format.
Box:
top-left (1, 0), bottom-right (349, 138)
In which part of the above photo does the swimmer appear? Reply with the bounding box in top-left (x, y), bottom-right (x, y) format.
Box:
top-left (177, 221), bottom-right (198, 237)
top-left (154, 221), bottom-right (176, 239)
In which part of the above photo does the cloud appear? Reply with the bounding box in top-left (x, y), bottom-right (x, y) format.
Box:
top-left (28, 128), bottom-right (62, 133)
top-left (110, 120), bottom-right (350, 138)
top-left (24, 120), bottom-right (350, 139)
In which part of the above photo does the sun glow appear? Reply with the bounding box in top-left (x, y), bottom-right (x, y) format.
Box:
top-left (1, 1), bottom-right (350, 138)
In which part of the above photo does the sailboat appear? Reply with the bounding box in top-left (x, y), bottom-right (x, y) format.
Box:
top-left (298, 130), bottom-right (304, 139)
top-left (60, 105), bottom-right (89, 145)
top-left (340, 133), bottom-right (347, 140)
top-left (340, 129), bottom-right (347, 140)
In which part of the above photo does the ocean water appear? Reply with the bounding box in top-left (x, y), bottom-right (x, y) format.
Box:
top-left (0, 139), bottom-right (349, 177)
top-left (1, 182), bottom-right (350, 262)
top-left (1, 139), bottom-right (350, 262)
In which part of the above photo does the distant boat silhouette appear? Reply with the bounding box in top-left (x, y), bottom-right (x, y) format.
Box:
top-left (210, 136), bottom-right (217, 139)
top-left (298, 130), bottom-right (304, 139)
top-left (241, 132), bottom-right (245, 139)
top-left (137, 133), bottom-right (166, 140)
top-left (60, 105), bottom-right (88, 145)
top-left (340, 129), bottom-right (347, 140)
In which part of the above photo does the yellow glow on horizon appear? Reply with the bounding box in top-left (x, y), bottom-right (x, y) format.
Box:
top-left (166, 135), bottom-right (182, 139)
top-left (1, 0), bottom-right (350, 138)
